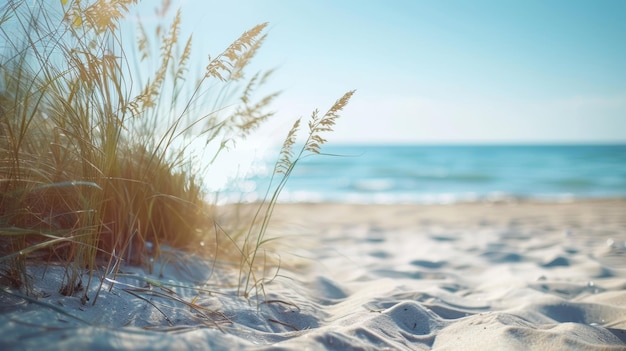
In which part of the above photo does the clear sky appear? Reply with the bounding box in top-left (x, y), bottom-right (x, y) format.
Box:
top-left (134, 0), bottom-right (626, 145)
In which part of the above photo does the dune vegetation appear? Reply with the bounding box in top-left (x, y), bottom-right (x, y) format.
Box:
top-left (0, 0), bottom-right (353, 302)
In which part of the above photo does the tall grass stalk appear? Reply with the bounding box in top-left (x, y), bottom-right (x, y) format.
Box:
top-left (0, 0), bottom-right (352, 303)
top-left (237, 90), bottom-right (355, 297)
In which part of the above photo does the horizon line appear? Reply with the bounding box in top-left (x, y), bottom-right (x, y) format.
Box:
top-left (322, 140), bottom-right (626, 146)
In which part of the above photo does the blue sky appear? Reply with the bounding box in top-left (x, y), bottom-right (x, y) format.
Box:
top-left (135, 0), bottom-right (626, 145)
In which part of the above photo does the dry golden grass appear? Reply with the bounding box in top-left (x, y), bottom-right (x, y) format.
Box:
top-left (0, 0), bottom-right (353, 303)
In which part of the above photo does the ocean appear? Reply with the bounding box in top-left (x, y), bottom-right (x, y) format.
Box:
top-left (219, 144), bottom-right (626, 204)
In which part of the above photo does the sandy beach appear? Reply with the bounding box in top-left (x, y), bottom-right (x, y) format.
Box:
top-left (2, 1), bottom-right (624, 350)
top-left (1, 199), bottom-right (625, 350)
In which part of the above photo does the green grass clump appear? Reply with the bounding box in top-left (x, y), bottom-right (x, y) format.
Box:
top-left (0, 0), bottom-right (353, 303)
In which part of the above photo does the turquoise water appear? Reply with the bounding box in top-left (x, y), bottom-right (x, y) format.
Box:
top-left (222, 144), bottom-right (626, 204)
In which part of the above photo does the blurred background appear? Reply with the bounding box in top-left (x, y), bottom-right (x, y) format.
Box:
top-left (131, 1), bottom-right (626, 203)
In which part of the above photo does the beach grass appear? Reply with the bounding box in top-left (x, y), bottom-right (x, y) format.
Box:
top-left (0, 0), bottom-right (352, 304)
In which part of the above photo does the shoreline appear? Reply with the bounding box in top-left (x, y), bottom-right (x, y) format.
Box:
top-left (218, 196), bottom-right (626, 209)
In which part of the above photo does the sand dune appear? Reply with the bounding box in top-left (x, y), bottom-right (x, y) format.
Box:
top-left (1, 200), bottom-right (625, 350)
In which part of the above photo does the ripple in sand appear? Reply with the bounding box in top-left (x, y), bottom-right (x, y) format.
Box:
top-left (480, 250), bottom-right (524, 263)
top-left (410, 259), bottom-right (446, 269)
top-left (541, 256), bottom-right (570, 268)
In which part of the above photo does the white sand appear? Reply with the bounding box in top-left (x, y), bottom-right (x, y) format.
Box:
top-left (1, 200), bottom-right (625, 350)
